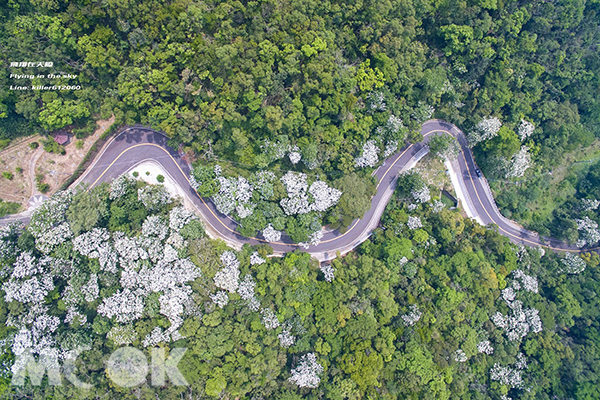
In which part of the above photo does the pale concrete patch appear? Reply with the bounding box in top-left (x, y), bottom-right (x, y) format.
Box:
top-left (129, 160), bottom-right (186, 201)
top-left (444, 159), bottom-right (485, 226)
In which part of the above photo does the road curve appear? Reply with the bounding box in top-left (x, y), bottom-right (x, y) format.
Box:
top-left (11, 120), bottom-right (592, 259)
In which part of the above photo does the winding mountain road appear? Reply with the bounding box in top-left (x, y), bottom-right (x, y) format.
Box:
top-left (2, 120), bottom-right (587, 260)
top-left (68, 119), bottom-right (587, 260)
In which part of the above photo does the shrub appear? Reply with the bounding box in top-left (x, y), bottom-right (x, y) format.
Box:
top-left (37, 182), bottom-right (50, 193)
top-left (43, 139), bottom-right (66, 155)
top-left (75, 140), bottom-right (84, 149)
top-left (2, 172), bottom-right (13, 180)
top-left (156, 174), bottom-right (165, 183)
top-left (29, 141), bottom-right (39, 149)
top-left (0, 199), bottom-right (20, 217)
top-left (133, 171), bottom-right (139, 177)
top-left (16, 167), bottom-right (23, 174)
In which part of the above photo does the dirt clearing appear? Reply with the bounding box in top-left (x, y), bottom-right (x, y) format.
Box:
top-left (0, 116), bottom-right (114, 209)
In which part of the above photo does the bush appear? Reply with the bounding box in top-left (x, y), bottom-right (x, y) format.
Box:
top-left (73, 120), bottom-right (97, 139)
top-left (133, 171), bottom-right (139, 177)
top-left (43, 139), bottom-right (66, 155)
top-left (0, 139), bottom-right (10, 150)
top-left (37, 182), bottom-right (50, 193)
top-left (75, 140), bottom-right (84, 149)
top-left (15, 167), bottom-right (23, 174)
top-left (2, 172), bottom-right (13, 180)
top-left (0, 199), bottom-right (20, 217)
top-left (29, 141), bottom-right (39, 149)
top-left (156, 174), bottom-right (165, 183)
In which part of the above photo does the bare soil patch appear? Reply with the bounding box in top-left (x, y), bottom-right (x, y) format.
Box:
top-left (0, 116), bottom-right (114, 208)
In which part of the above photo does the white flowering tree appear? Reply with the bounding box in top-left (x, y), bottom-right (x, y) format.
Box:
top-left (3, 181), bottom-right (206, 369)
top-left (288, 145), bottom-right (302, 164)
top-left (453, 349), bottom-right (467, 363)
top-left (110, 174), bottom-right (135, 200)
top-left (367, 91), bottom-right (386, 111)
top-left (490, 363), bottom-right (524, 390)
top-left (517, 119), bottom-right (535, 141)
top-left (561, 253), bottom-right (586, 274)
top-left (138, 185), bottom-right (172, 211)
top-left (355, 140), bottom-right (380, 168)
top-left (320, 263), bottom-right (335, 282)
top-left (308, 181), bottom-right (342, 212)
top-left (262, 224), bottom-right (282, 242)
top-left (580, 198), bottom-right (600, 211)
top-left (278, 329), bottom-right (296, 348)
top-left (401, 305), bottom-right (422, 326)
top-left (261, 307), bottom-right (280, 330)
top-left (407, 216), bottom-right (423, 230)
top-left (214, 251), bottom-right (241, 293)
top-left (383, 140), bottom-right (398, 158)
top-left (411, 185), bottom-right (431, 204)
top-left (477, 340), bottom-right (494, 355)
top-left (250, 251), bottom-right (266, 265)
top-left (575, 216), bottom-right (600, 247)
top-left (468, 117), bottom-right (502, 146)
top-left (289, 353), bottom-right (324, 388)
top-left (210, 291), bottom-right (229, 308)
top-left (212, 176), bottom-right (256, 218)
top-left (504, 146), bottom-right (532, 178)
top-left (487, 267), bottom-right (544, 346)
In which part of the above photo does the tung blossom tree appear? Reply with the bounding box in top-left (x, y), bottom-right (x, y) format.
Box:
top-left (575, 216), bottom-right (600, 247)
top-left (262, 224), bottom-right (282, 242)
top-left (288, 353), bottom-right (324, 388)
top-left (504, 146), bottom-right (532, 178)
top-left (401, 305), bottom-right (422, 326)
top-left (477, 340), bottom-right (494, 355)
top-left (561, 253), bottom-right (586, 274)
top-left (518, 119), bottom-right (535, 141)
top-left (355, 140), bottom-right (380, 168)
top-left (214, 251), bottom-right (241, 293)
top-left (308, 181), bottom-right (342, 212)
top-left (468, 117), bottom-right (502, 146)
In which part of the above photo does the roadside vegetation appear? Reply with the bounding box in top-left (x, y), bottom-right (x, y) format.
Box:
top-left (1, 175), bottom-right (599, 399)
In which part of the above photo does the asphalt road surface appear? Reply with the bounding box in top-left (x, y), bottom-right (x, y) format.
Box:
top-left (3, 120), bottom-right (588, 259)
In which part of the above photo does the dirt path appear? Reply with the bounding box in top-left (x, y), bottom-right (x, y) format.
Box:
top-left (28, 147), bottom-right (44, 197)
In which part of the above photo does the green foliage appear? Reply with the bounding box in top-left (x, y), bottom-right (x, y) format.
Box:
top-left (428, 135), bottom-right (460, 161)
top-left (1, 171), bottom-right (600, 399)
top-left (356, 60), bottom-right (386, 92)
top-left (1, 172), bottom-right (13, 180)
top-left (66, 185), bottom-right (109, 235)
top-left (191, 165), bottom-right (219, 197)
top-left (0, 199), bottom-right (20, 217)
top-left (156, 174), bottom-right (165, 183)
top-left (479, 126), bottom-right (520, 158)
top-left (37, 182), bottom-right (50, 193)
top-left (28, 141), bottom-right (39, 150)
top-left (42, 138), bottom-right (66, 155)
top-left (330, 173), bottom-right (376, 231)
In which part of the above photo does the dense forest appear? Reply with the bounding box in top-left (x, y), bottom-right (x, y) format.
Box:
top-left (2, 0), bottom-right (600, 240)
top-left (2, 0), bottom-right (600, 397)
top-left (0, 173), bottom-right (599, 399)
top-left (2, 0), bottom-right (599, 168)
